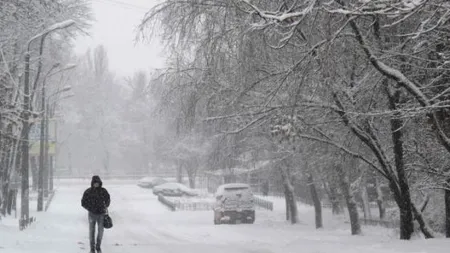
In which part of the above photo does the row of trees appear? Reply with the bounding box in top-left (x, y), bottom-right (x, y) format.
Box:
top-left (0, 0), bottom-right (90, 226)
top-left (136, 0), bottom-right (450, 240)
top-left (55, 45), bottom-right (159, 177)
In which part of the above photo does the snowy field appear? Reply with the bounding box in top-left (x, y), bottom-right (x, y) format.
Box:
top-left (0, 179), bottom-right (449, 253)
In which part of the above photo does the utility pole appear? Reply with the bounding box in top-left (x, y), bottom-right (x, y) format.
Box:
top-left (44, 103), bottom-right (50, 194)
top-left (38, 63), bottom-right (60, 210)
top-left (43, 75), bottom-right (75, 194)
top-left (20, 51), bottom-right (31, 228)
top-left (37, 76), bottom-right (46, 211)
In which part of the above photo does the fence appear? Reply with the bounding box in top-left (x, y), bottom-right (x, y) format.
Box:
top-left (158, 195), bottom-right (274, 212)
top-left (359, 218), bottom-right (397, 228)
top-left (157, 195), bottom-right (215, 211)
top-left (322, 203), bottom-right (332, 208)
top-left (173, 202), bottom-right (215, 211)
top-left (157, 195), bottom-right (176, 211)
top-left (321, 202), bottom-right (398, 229)
top-left (254, 196), bottom-right (273, 211)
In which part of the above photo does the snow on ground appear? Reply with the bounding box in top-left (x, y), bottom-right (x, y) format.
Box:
top-left (1, 179), bottom-right (449, 253)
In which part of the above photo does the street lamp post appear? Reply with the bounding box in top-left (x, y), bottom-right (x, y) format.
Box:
top-left (20, 20), bottom-right (75, 227)
top-left (37, 63), bottom-right (60, 211)
top-left (38, 66), bottom-right (75, 204)
top-left (21, 50), bottom-right (31, 228)
top-left (45, 106), bottom-right (51, 193)
top-left (44, 86), bottom-right (73, 196)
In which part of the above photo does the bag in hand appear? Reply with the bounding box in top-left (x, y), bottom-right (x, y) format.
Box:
top-left (104, 210), bottom-right (113, 229)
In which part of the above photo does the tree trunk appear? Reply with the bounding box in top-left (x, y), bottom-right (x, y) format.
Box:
top-left (388, 176), bottom-right (414, 240)
top-left (185, 160), bottom-right (197, 188)
top-left (12, 189), bottom-right (17, 215)
top-left (287, 187), bottom-right (297, 224)
top-left (1, 131), bottom-right (14, 215)
top-left (331, 199), bottom-right (342, 215)
top-left (445, 179), bottom-right (450, 238)
top-left (6, 189), bottom-right (14, 215)
top-left (0, 159), bottom-right (6, 216)
top-left (1, 179), bottom-right (9, 215)
top-left (187, 170), bottom-right (196, 188)
top-left (284, 187), bottom-right (290, 221)
top-left (103, 150), bottom-right (110, 174)
top-left (336, 164), bottom-right (361, 235)
top-left (100, 127), bottom-right (110, 174)
top-left (360, 174), bottom-right (371, 219)
top-left (281, 167), bottom-right (297, 224)
top-left (322, 177), bottom-right (342, 215)
top-left (262, 181), bottom-right (269, 196)
top-left (176, 162), bottom-right (183, 183)
top-left (411, 203), bottom-right (434, 238)
top-left (374, 177), bottom-right (386, 219)
top-left (308, 173), bottom-right (323, 228)
top-left (387, 85), bottom-right (414, 240)
top-left (330, 183), bottom-right (342, 215)
top-left (31, 157), bottom-right (38, 191)
top-left (398, 202), bottom-right (414, 240)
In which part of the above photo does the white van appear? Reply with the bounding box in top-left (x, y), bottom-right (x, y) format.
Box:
top-left (213, 183), bottom-right (255, 224)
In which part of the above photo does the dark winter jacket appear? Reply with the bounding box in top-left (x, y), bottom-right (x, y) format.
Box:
top-left (81, 176), bottom-right (110, 214)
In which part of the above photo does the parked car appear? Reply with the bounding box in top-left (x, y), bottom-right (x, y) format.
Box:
top-left (213, 183), bottom-right (255, 225)
top-left (152, 182), bottom-right (198, 197)
top-left (137, 177), bottom-right (167, 189)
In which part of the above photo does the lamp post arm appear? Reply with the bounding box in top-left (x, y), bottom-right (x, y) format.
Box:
top-left (26, 20), bottom-right (76, 104)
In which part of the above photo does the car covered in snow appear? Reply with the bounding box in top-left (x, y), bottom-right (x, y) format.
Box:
top-left (152, 182), bottom-right (198, 197)
top-left (213, 183), bottom-right (255, 225)
top-left (137, 177), bottom-right (167, 189)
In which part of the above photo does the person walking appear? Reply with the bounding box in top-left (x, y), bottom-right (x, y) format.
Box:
top-left (81, 175), bottom-right (110, 253)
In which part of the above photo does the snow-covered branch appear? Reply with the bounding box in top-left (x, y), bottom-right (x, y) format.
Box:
top-left (240, 0), bottom-right (317, 23)
top-left (348, 18), bottom-right (450, 152)
top-left (297, 133), bottom-right (387, 178)
top-left (27, 20), bottom-right (76, 49)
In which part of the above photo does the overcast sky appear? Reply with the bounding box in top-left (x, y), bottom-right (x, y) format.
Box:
top-left (73, 0), bottom-right (165, 77)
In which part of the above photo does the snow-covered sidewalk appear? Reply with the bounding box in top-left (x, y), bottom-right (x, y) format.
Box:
top-left (0, 180), bottom-right (449, 253)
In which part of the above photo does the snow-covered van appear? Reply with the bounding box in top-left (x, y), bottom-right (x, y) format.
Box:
top-left (213, 183), bottom-right (255, 224)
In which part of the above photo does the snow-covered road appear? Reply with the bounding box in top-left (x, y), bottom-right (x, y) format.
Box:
top-left (1, 179), bottom-right (450, 253)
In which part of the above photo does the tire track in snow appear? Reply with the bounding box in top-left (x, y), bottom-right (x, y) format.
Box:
top-left (106, 184), bottom-right (189, 245)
